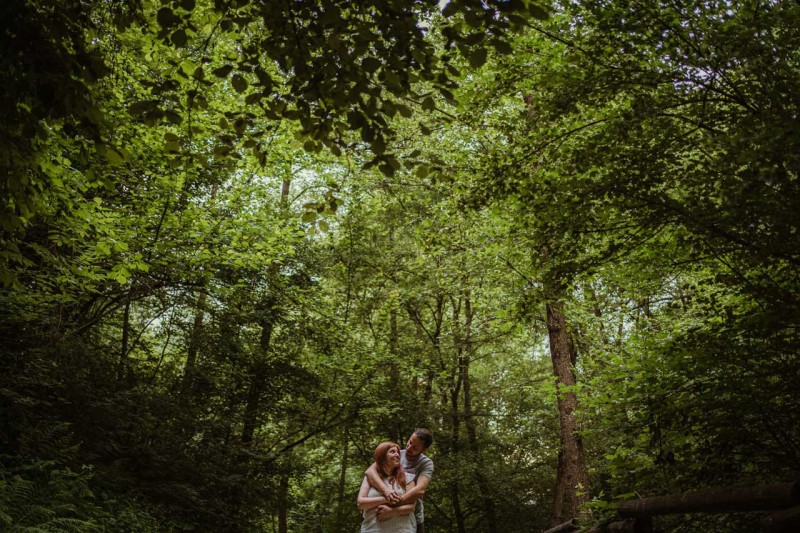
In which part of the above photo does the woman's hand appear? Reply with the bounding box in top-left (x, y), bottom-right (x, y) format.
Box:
top-left (382, 489), bottom-right (401, 504)
top-left (375, 505), bottom-right (394, 522)
top-left (377, 502), bottom-right (416, 521)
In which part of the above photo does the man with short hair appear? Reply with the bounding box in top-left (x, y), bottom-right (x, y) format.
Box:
top-left (365, 428), bottom-right (434, 533)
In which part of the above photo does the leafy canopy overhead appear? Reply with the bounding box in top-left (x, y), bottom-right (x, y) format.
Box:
top-left (0, 0), bottom-right (548, 285)
top-left (150, 0), bottom-right (549, 158)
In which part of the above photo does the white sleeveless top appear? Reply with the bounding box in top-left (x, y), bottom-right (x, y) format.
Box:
top-left (360, 473), bottom-right (416, 533)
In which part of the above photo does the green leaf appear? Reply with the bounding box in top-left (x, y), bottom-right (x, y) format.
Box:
top-left (231, 74), bottom-right (248, 93)
top-left (381, 100), bottom-right (396, 117)
top-left (361, 126), bottom-right (375, 143)
top-left (528, 3), bottom-right (549, 20)
top-left (371, 135), bottom-right (386, 155)
top-left (362, 57), bottom-right (381, 73)
top-left (164, 110), bottom-right (183, 125)
top-left (465, 32), bottom-right (485, 46)
top-left (464, 10), bottom-right (483, 29)
top-left (165, 141), bottom-right (181, 153)
top-left (508, 14), bottom-right (527, 28)
top-left (442, 2), bottom-right (459, 17)
top-left (105, 148), bottom-right (125, 166)
top-left (397, 104), bottom-right (413, 118)
top-left (171, 29), bottom-right (188, 47)
top-left (180, 59), bottom-right (197, 77)
top-left (492, 39), bottom-right (513, 55)
top-left (212, 65), bottom-right (234, 78)
top-left (245, 92), bottom-right (262, 105)
top-left (128, 100), bottom-right (159, 116)
top-left (468, 47), bottom-right (488, 69)
top-left (157, 7), bottom-right (180, 30)
top-left (193, 94), bottom-right (208, 109)
top-left (379, 163), bottom-right (395, 177)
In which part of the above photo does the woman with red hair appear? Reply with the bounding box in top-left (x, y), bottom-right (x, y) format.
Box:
top-left (357, 442), bottom-right (417, 532)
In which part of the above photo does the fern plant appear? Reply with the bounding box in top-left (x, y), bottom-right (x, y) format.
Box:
top-left (0, 459), bottom-right (163, 531)
top-left (0, 460), bottom-right (100, 531)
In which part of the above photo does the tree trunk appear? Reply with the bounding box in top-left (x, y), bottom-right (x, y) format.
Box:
top-left (550, 450), bottom-right (567, 526)
top-left (242, 179), bottom-right (287, 445)
top-left (450, 380), bottom-right (466, 533)
top-left (278, 472), bottom-right (289, 533)
top-left (118, 296), bottom-right (131, 382)
top-left (461, 291), bottom-right (498, 533)
top-left (387, 306), bottom-right (403, 442)
top-left (587, 283), bottom-right (609, 345)
top-left (336, 421), bottom-right (350, 527)
top-left (451, 478), bottom-right (466, 533)
top-left (242, 313), bottom-right (274, 445)
top-left (181, 291), bottom-right (206, 395)
top-left (406, 295), bottom-right (444, 425)
top-left (546, 298), bottom-right (591, 518)
top-left (181, 183), bottom-right (216, 395)
top-left (446, 295), bottom-right (466, 533)
top-left (446, 383), bottom-right (466, 533)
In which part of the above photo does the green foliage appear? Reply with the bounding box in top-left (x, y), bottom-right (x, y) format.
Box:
top-left (2, 0), bottom-right (799, 531)
top-left (0, 460), bottom-right (159, 532)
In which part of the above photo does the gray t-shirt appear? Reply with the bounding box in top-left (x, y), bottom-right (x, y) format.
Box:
top-left (400, 449), bottom-right (434, 524)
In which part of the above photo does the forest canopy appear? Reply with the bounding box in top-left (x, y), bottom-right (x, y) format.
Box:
top-left (1, 0), bottom-right (798, 531)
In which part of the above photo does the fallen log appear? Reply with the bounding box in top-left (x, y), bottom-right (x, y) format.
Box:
top-left (763, 505), bottom-right (800, 532)
top-left (543, 518), bottom-right (579, 533)
top-left (617, 482), bottom-right (800, 518)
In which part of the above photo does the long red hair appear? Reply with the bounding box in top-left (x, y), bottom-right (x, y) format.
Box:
top-left (374, 442), bottom-right (406, 491)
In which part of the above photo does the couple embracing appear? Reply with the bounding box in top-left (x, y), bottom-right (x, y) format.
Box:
top-left (357, 428), bottom-right (434, 533)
